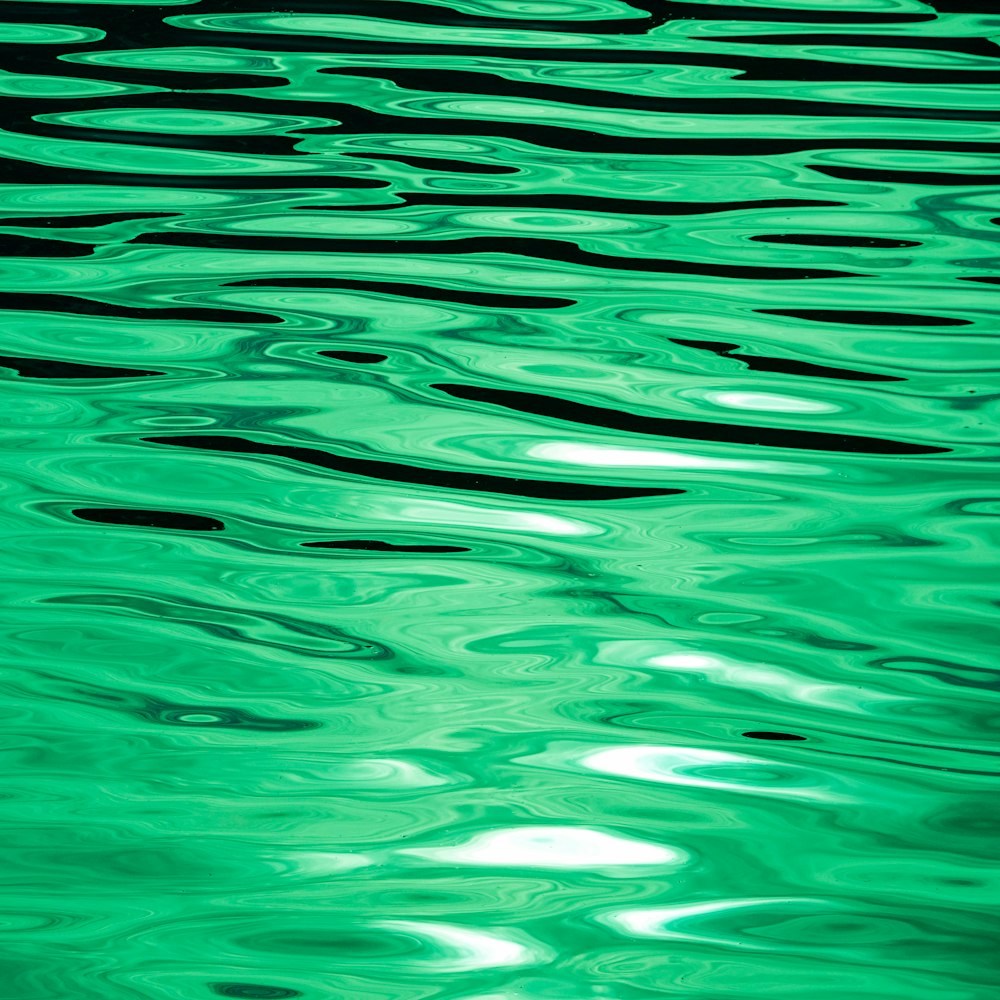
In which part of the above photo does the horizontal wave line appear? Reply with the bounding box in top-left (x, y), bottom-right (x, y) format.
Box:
top-left (0, 355), bottom-right (164, 380)
top-left (811, 164), bottom-right (1000, 185)
top-left (318, 66), bottom-right (1000, 120)
top-left (307, 194), bottom-right (847, 217)
top-left (135, 234), bottom-right (868, 280)
top-left (224, 277), bottom-right (577, 310)
top-left (670, 340), bottom-right (907, 383)
top-left (433, 384), bottom-right (947, 456)
top-left (142, 434), bottom-right (684, 500)
top-left (0, 293), bottom-right (281, 325)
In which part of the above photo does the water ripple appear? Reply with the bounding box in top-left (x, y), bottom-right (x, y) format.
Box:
top-left (0, 1), bottom-right (997, 998)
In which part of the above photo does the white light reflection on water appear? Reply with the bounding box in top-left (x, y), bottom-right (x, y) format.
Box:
top-left (527, 441), bottom-right (824, 474)
top-left (373, 920), bottom-right (554, 972)
top-left (401, 825), bottom-right (686, 869)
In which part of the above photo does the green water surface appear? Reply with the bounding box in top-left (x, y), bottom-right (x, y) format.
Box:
top-left (0, 0), bottom-right (998, 998)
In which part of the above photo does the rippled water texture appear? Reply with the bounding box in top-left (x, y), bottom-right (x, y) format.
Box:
top-left (1, 0), bottom-right (999, 997)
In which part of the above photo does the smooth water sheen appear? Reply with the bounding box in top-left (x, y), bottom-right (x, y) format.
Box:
top-left (1, 1), bottom-right (998, 997)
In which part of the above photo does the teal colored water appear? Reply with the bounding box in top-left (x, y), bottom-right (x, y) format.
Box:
top-left (1, 1), bottom-right (999, 997)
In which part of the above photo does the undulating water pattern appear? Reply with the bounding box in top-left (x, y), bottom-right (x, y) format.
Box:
top-left (1, 0), bottom-right (999, 996)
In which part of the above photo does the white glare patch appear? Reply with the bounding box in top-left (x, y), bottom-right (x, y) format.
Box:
top-left (647, 650), bottom-right (901, 714)
top-left (600, 897), bottom-right (820, 943)
top-left (395, 498), bottom-right (597, 536)
top-left (705, 391), bottom-right (839, 414)
top-left (374, 920), bottom-right (551, 971)
top-left (527, 441), bottom-right (821, 475)
top-left (401, 825), bottom-right (685, 869)
top-left (653, 652), bottom-right (718, 669)
top-left (580, 746), bottom-right (841, 801)
top-left (293, 852), bottom-right (375, 875)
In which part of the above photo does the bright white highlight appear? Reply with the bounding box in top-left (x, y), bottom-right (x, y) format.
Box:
top-left (401, 825), bottom-right (685, 869)
top-left (706, 391), bottom-right (839, 414)
top-left (600, 897), bottom-right (818, 944)
top-left (580, 745), bottom-right (841, 801)
top-left (527, 441), bottom-right (821, 475)
top-left (396, 498), bottom-right (596, 536)
top-left (375, 920), bottom-right (552, 971)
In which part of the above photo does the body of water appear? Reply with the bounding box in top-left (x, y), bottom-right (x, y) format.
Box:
top-left (0, 1), bottom-right (998, 998)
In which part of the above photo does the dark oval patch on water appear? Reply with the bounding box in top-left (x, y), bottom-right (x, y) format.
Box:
top-left (144, 434), bottom-right (682, 501)
top-left (71, 508), bottom-right (225, 531)
top-left (714, 34), bottom-right (996, 58)
top-left (210, 985), bottom-right (302, 999)
top-left (0, 234), bottom-right (93, 257)
top-left (434, 383), bottom-right (944, 455)
top-left (145, 705), bottom-right (319, 732)
top-left (0, 212), bottom-right (175, 228)
top-left (226, 276), bottom-right (576, 311)
top-left (319, 350), bottom-right (388, 364)
top-left (744, 731), bottom-right (808, 741)
top-left (0, 292), bottom-right (281, 325)
top-left (751, 234), bottom-right (921, 248)
top-left (758, 309), bottom-right (971, 327)
top-left (319, 65), bottom-right (951, 121)
top-left (0, 355), bottom-right (163, 379)
top-left (671, 339), bottom-right (905, 383)
top-left (396, 194), bottom-right (844, 217)
top-left (303, 540), bottom-right (469, 553)
top-left (145, 232), bottom-right (866, 280)
top-left (341, 151), bottom-right (517, 174)
top-left (811, 165), bottom-right (1000, 186)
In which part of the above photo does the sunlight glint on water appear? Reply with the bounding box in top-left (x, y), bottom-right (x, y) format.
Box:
top-left (0, 0), bottom-right (998, 998)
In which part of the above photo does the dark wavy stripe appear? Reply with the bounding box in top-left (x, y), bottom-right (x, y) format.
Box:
top-left (714, 33), bottom-right (1000, 59)
top-left (143, 435), bottom-right (684, 500)
top-left (286, 102), bottom-right (1000, 155)
top-left (225, 278), bottom-right (576, 311)
top-left (183, 0), bottom-right (933, 28)
top-left (343, 152), bottom-right (516, 175)
top-left (760, 309), bottom-right (972, 327)
top-left (29, 659), bottom-right (322, 729)
top-left (0, 233), bottom-right (93, 257)
top-left (629, 3), bottom-right (934, 23)
top-left (0, 0), bottom-right (983, 91)
top-left (930, 0), bottom-right (998, 10)
top-left (75, 679), bottom-right (322, 731)
top-left (751, 234), bottom-right (922, 248)
top-left (0, 355), bottom-right (164, 380)
top-left (0, 293), bottom-right (281, 325)
top-left (319, 65), bottom-right (998, 121)
top-left (136, 701), bottom-right (320, 731)
top-left (7, 93), bottom-right (1000, 161)
top-left (41, 666), bottom-right (324, 730)
top-left (433, 383), bottom-right (944, 455)
top-left (0, 48), bottom-right (286, 94)
top-left (670, 339), bottom-right (906, 383)
top-left (0, 155), bottom-right (391, 189)
top-left (139, 234), bottom-right (867, 279)
top-left (0, 0), bottom-right (934, 32)
top-left (324, 194), bottom-right (847, 217)
top-left (0, 212), bottom-right (175, 228)
top-left (302, 540), bottom-right (469, 553)
top-left (811, 165), bottom-right (1000, 186)
top-left (184, 0), bottom-right (661, 33)
top-left (319, 350), bottom-right (388, 364)
top-left (72, 508), bottom-right (224, 531)
top-left (38, 589), bottom-right (389, 658)
top-left (1, 113), bottom-right (306, 158)
top-left (211, 984), bottom-right (303, 999)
